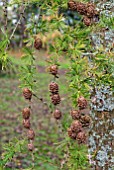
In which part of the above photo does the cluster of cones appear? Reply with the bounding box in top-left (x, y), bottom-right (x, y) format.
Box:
top-left (21, 36), bottom-right (43, 151)
top-left (68, 0), bottom-right (99, 26)
top-left (49, 65), bottom-right (62, 120)
top-left (68, 96), bottom-right (91, 144)
top-left (22, 88), bottom-right (35, 151)
top-left (21, 37), bottom-right (43, 151)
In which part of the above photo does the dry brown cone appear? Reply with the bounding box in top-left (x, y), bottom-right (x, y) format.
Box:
top-left (86, 3), bottom-right (98, 17)
top-left (22, 108), bottom-right (30, 119)
top-left (49, 82), bottom-right (59, 94)
top-left (68, 0), bottom-right (77, 11)
top-left (49, 65), bottom-right (58, 76)
top-left (83, 16), bottom-right (92, 26)
top-left (77, 96), bottom-right (88, 109)
top-left (28, 143), bottom-right (34, 151)
top-left (68, 128), bottom-right (77, 139)
top-left (76, 131), bottom-right (87, 144)
top-left (51, 94), bottom-right (61, 105)
top-left (34, 36), bottom-right (42, 50)
top-left (80, 115), bottom-right (91, 127)
top-left (70, 120), bottom-right (82, 134)
top-left (76, 2), bottom-right (87, 15)
top-left (27, 129), bottom-right (35, 140)
top-left (70, 110), bottom-right (81, 120)
top-left (23, 119), bottom-right (31, 129)
top-left (23, 88), bottom-right (32, 100)
top-left (53, 109), bottom-right (62, 119)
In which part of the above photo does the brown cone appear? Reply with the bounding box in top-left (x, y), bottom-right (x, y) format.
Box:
top-left (83, 16), bottom-right (92, 26)
top-left (27, 129), bottom-right (35, 140)
top-left (22, 108), bottom-right (30, 119)
top-left (23, 88), bottom-right (32, 100)
top-left (76, 131), bottom-right (86, 144)
top-left (80, 115), bottom-right (91, 127)
top-left (23, 119), bottom-right (31, 129)
top-left (68, 128), bottom-right (76, 139)
top-left (28, 143), bottom-right (34, 151)
top-left (53, 109), bottom-right (62, 119)
top-left (86, 3), bottom-right (98, 17)
top-left (68, 0), bottom-right (77, 11)
top-left (49, 65), bottom-right (58, 76)
top-left (34, 37), bottom-right (42, 50)
top-left (70, 120), bottom-right (82, 134)
top-left (76, 2), bottom-right (87, 15)
top-left (77, 96), bottom-right (88, 109)
top-left (51, 94), bottom-right (61, 105)
top-left (70, 110), bottom-right (81, 120)
top-left (49, 82), bottom-right (59, 94)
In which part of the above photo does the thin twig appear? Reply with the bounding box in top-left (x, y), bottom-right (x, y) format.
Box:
top-left (5, 4), bottom-right (26, 51)
top-left (33, 93), bottom-right (49, 109)
top-left (9, 7), bottom-right (26, 40)
top-left (3, 0), bottom-right (8, 31)
top-left (31, 150), bottom-right (35, 168)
